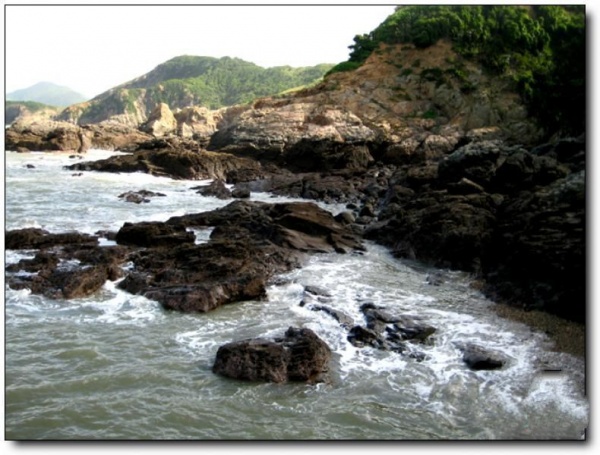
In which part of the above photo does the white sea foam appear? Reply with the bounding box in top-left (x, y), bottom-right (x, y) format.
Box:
top-left (4, 151), bottom-right (588, 440)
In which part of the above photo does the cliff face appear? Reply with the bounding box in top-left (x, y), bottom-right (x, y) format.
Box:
top-left (209, 41), bottom-right (544, 170)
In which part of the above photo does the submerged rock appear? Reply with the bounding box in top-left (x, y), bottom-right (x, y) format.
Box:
top-left (212, 327), bottom-right (332, 383)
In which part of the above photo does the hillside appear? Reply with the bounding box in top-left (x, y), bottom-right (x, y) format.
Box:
top-left (5, 100), bottom-right (62, 125)
top-left (330, 5), bottom-right (585, 137)
top-left (57, 56), bottom-right (333, 126)
top-left (7, 81), bottom-right (87, 107)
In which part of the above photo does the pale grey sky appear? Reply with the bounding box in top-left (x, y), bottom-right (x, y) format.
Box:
top-left (3, 3), bottom-right (397, 99)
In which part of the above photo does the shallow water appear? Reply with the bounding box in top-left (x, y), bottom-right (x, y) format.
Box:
top-left (4, 150), bottom-right (588, 440)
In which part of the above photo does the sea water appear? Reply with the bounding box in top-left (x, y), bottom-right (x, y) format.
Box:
top-left (4, 150), bottom-right (588, 440)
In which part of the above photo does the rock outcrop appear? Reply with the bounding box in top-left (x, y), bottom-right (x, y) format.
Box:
top-left (66, 137), bottom-right (264, 181)
top-left (212, 327), bottom-right (332, 383)
top-left (5, 228), bottom-right (129, 299)
top-left (207, 40), bottom-right (543, 174)
top-left (4, 119), bottom-right (152, 152)
top-left (5, 200), bottom-right (363, 315)
top-left (140, 103), bottom-right (177, 137)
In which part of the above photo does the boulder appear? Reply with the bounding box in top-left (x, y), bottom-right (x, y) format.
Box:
top-left (212, 327), bottom-right (331, 383)
top-left (194, 180), bottom-right (232, 199)
top-left (140, 103), bottom-right (177, 137)
top-left (455, 343), bottom-right (506, 370)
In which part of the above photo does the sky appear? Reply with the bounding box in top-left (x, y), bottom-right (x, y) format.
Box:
top-left (3, 2), bottom-right (398, 99)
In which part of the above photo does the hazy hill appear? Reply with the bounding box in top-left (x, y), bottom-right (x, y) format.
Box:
top-left (7, 81), bottom-right (87, 107)
top-left (58, 56), bottom-right (334, 125)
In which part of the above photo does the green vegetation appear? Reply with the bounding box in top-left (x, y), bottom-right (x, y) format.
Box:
top-left (344, 5), bottom-right (585, 135)
top-left (124, 56), bottom-right (334, 110)
top-left (326, 61), bottom-right (363, 76)
top-left (5, 100), bottom-right (58, 112)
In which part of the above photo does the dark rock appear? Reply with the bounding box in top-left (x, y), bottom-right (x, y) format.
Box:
top-left (437, 140), bottom-right (505, 188)
top-left (6, 228), bottom-right (98, 250)
top-left (118, 189), bottom-right (166, 204)
top-left (195, 179), bottom-right (232, 199)
top-left (66, 143), bottom-right (263, 181)
top-left (25, 164), bottom-right (35, 169)
top-left (115, 222), bottom-right (195, 247)
top-left (306, 304), bottom-right (354, 329)
top-left (212, 327), bottom-right (331, 383)
top-left (117, 201), bottom-right (362, 312)
top-left (482, 170), bottom-right (585, 322)
top-left (365, 192), bottom-right (496, 272)
top-left (347, 325), bottom-right (382, 348)
top-left (388, 322), bottom-right (436, 343)
top-left (231, 187), bottom-right (251, 199)
top-left (359, 203), bottom-right (376, 217)
top-left (456, 343), bottom-right (506, 371)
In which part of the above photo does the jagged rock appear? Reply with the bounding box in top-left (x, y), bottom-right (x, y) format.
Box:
top-left (173, 106), bottom-right (223, 146)
top-left (67, 143), bottom-right (263, 181)
top-left (141, 103), bottom-right (177, 137)
top-left (306, 304), bottom-right (354, 329)
top-left (114, 201), bottom-right (363, 313)
top-left (212, 327), bottom-right (331, 383)
top-left (5, 238), bottom-right (130, 300)
top-left (5, 119), bottom-right (83, 152)
top-left (483, 170), bottom-right (585, 322)
top-left (365, 191), bottom-right (496, 272)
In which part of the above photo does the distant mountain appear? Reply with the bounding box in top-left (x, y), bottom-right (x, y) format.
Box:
top-left (7, 82), bottom-right (87, 107)
top-left (57, 56), bottom-right (334, 126)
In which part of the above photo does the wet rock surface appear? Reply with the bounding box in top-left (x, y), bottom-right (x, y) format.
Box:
top-left (212, 327), bottom-right (332, 383)
top-left (118, 190), bottom-right (166, 204)
top-left (6, 232), bottom-right (130, 300)
top-left (347, 303), bottom-right (436, 361)
top-left (6, 201), bottom-right (363, 314)
top-left (66, 137), bottom-right (264, 181)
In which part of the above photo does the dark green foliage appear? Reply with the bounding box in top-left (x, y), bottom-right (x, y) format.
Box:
top-left (344, 5), bottom-right (585, 136)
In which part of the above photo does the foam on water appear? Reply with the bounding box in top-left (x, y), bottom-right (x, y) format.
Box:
top-left (4, 151), bottom-right (588, 440)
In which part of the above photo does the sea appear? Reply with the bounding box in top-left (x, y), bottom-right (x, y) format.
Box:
top-left (4, 150), bottom-right (589, 440)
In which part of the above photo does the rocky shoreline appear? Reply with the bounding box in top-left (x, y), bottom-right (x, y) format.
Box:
top-left (4, 40), bottom-right (585, 381)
